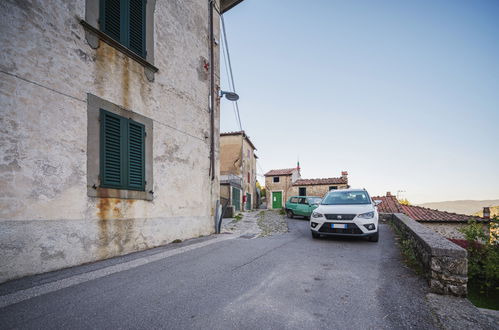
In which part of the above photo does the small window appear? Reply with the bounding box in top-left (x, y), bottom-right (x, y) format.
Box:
top-left (299, 197), bottom-right (308, 204)
top-left (299, 187), bottom-right (306, 196)
top-left (290, 197), bottom-right (299, 203)
top-left (329, 186), bottom-right (338, 190)
top-left (100, 0), bottom-right (147, 57)
top-left (100, 109), bottom-right (145, 190)
top-left (273, 177), bottom-right (280, 183)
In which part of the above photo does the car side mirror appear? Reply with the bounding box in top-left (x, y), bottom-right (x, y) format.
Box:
top-left (374, 200), bottom-right (382, 206)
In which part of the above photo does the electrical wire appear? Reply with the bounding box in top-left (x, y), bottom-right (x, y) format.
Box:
top-left (220, 26), bottom-right (241, 131)
top-left (220, 12), bottom-right (243, 131)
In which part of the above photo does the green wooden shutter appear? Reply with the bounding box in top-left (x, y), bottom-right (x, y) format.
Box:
top-left (128, 0), bottom-right (146, 57)
top-left (100, 110), bottom-right (146, 191)
top-left (102, 0), bottom-right (121, 42)
top-left (127, 120), bottom-right (145, 190)
top-left (101, 0), bottom-right (146, 57)
top-left (101, 110), bottom-right (124, 188)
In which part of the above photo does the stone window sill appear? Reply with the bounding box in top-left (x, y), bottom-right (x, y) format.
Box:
top-left (80, 20), bottom-right (158, 80)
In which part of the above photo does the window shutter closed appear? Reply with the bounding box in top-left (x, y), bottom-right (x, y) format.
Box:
top-left (129, 0), bottom-right (146, 57)
top-left (102, 0), bottom-right (121, 42)
top-left (101, 111), bottom-right (123, 187)
top-left (127, 120), bottom-right (145, 190)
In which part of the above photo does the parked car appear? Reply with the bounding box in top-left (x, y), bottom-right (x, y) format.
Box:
top-left (285, 196), bottom-right (322, 220)
top-left (310, 189), bottom-right (381, 242)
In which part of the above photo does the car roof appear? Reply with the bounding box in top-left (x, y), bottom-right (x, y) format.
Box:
top-left (290, 196), bottom-right (321, 198)
top-left (328, 188), bottom-right (366, 192)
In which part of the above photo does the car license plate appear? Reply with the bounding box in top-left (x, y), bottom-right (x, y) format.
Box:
top-left (332, 224), bottom-right (346, 229)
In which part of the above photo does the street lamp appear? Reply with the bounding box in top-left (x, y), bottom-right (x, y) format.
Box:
top-left (220, 90), bottom-right (239, 101)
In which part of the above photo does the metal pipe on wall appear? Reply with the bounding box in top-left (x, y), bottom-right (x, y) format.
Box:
top-left (209, 0), bottom-right (215, 181)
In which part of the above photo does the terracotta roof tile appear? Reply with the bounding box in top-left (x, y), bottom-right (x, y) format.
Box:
top-left (372, 195), bottom-right (484, 223)
top-left (293, 178), bottom-right (347, 186)
top-left (372, 195), bottom-right (404, 213)
top-left (264, 168), bottom-right (297, 176)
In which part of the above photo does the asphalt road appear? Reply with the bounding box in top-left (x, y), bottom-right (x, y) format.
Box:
top-left (0, 218), bottom-right (438, 329)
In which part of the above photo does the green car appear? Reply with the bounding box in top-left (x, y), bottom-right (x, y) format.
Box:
top-left (285, 196), bottom-right (322, 220)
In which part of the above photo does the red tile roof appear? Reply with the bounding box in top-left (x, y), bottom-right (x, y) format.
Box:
top-left (372, 194), bottom-right (485, 223)
top-left (372, 195), bottom-right (404, 213)
top-left (293, 178), bottom-right (347, 186)
top-left (264, 168), bottom-right (297, 176)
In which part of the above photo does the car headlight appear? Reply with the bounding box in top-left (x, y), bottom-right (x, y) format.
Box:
top-left (357, 212), bottom-right (374, 219)
top-left (312, 211), bottom-right (324, 218)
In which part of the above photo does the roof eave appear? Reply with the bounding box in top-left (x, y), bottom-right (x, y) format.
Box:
top-left (220, 0), bottom-right (245, 13)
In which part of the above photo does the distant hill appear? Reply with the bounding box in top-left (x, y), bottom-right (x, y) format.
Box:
top-left (416, 199), bottom-right (499, 216)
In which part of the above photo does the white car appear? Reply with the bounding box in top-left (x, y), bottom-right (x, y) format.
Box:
top-left (310, 189), bottom-right (381, 242)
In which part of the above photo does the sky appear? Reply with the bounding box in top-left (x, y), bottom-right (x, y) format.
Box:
top-left (219, 0), bottom-right (499, 204)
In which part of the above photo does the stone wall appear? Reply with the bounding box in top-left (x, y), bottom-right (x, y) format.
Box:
top-left (0, 0), bottom-right (222, 283)
top-left (265, 175), bottom-right (293, 209)
top-left (388, 213), bottom-right (468, 296)
top-left (289, 184), bottom-right (348, 198)
top-left (422, 222), bottom-right (490, 240)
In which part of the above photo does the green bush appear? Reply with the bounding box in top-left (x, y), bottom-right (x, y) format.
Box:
top-left (459, 219), bottom-right (499, 309)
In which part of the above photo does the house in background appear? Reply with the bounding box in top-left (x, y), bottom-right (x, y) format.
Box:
top-left (220, 131), bottom-right (257, 215)
top-left (264, 165), bottom-right (348, 209)
top-left (373, 192), bottom-right (488, 239)
top-left (290, 172), bottom-right (349, 197)
top-left (0, 0), bottom-right (244, 283)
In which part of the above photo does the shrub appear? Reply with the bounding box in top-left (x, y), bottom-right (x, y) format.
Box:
top-left (459, 219), bottom-right (499, 293)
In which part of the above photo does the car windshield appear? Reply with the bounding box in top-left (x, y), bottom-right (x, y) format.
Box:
top-left (308, 197), bottom-right (321, 204)
top-left (321, 191), bottom-right (371, 205)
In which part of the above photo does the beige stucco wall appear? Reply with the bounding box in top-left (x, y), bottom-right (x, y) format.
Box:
top-left (241, 138), bottom-right (256, 209)
top-left (220, 134), bottom-right (256, 209)
top-left (220, 134), bottom-right (242, 176)
top-left (289, 184), bottom-right (348, 198)
top-left (0, 0), bottom-right (222, 283)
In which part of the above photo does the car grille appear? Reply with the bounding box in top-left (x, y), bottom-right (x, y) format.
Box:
top-left (318, 223), bottom-right (363, 235)
top-left (324, 214), bottom-right (356, 220)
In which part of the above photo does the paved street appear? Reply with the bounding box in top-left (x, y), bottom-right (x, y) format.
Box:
top-left (0, 214), bottom-right (438, 329)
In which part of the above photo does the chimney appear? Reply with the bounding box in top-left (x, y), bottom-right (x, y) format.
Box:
top-left (341, 171), bottom-right (348, 179)
top-left (386, 192), bottom-right (392, 197)
top-left (483, 207), bottom-right (491, 219)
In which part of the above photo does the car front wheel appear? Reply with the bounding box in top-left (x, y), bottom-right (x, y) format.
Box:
top-left (368, 231), bottom-right (379, 242)
top-left (311, 231), bottom-right (320, 239)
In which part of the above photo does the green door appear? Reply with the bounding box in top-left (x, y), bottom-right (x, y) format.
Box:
top-left (272, 191), bottom-right (282, 209)
top-left (246, 193), bottom-right (251, 210)
top-left (232, 187), bottom-right (241, 211)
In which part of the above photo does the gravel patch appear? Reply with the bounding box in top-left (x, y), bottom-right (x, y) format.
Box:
top-left (221, 210), bottom-right (288, 238)
top-left (257, 210), bottom-right (288, 237)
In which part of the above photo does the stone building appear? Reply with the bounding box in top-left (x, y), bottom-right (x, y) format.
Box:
top-left (0, 0), bottom-right (244, 283)
top-left (264, 166), bottom-right (348, 209)
top-left (219, 131), bottom-right (257, 214)
top-left (373, 193), bottom-right (488, 239)
top-left (290, 173), bottom-right (349, 198)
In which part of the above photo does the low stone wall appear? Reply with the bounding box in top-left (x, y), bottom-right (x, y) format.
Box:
top-left (388, 213), bottom-right (468, 296)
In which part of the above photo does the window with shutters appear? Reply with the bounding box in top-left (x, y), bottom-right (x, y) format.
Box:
top-left (100, 109), bottom-right (145, 190)
top-left (100, 0), bottom-right (146, 57)
top-left (87, 94), bottom-right (153, 200)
